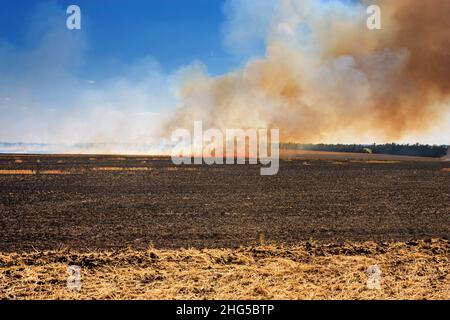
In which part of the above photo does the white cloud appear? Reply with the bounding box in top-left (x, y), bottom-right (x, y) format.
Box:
top-left (222, 0), bottom-right (278, 59)
top-left (0, 3), bottom-right (179, 149)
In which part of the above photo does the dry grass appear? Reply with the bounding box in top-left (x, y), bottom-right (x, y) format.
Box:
top-left (0, 167), bottom-right (153, 175)
top-left (91, 167), bottom-right (151, 172)
top-left (0, 170), bottom-right (35, 175)
top-left (166, 167), bottom-right (198, 171)
top-left (1, 239), bottom-right (448, 300)
top-left (0, 170), bottom-right (72, 175)
top-left (367, 160), bottom-right (400, 164)
top-left (39, 170), bottom-right (72, 175)
top-left (351, 160), bottom-right (400, 164)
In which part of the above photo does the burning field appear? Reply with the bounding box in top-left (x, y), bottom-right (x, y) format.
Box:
top-left (0, 154), bottom-right (449, 299)
top-left (1, 0), bottom-right (450, 302)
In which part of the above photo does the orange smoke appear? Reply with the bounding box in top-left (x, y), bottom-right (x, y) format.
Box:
top-left (165, 0), bottom-right (450, 143)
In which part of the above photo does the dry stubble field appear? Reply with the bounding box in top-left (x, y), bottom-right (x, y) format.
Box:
top-left (0, 153), bottom-right (449, 299)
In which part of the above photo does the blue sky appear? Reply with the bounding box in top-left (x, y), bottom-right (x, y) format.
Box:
top-left (0, 0), bottom-right (239, 77)
top-left (0, 0), bottom-right (269, 144)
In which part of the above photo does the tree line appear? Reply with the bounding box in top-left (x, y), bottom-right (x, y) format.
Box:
top-left (281, 143), bottom-right (449, 158)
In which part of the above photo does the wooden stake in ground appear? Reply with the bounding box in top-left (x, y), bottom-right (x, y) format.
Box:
top-left (258, 231), bottom-right (266, 246)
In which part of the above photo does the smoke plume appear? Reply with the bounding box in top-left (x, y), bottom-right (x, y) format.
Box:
top-left (165, 0), bottom-right (450, 143)
top-left (1, 0), bottom-right (450, 153)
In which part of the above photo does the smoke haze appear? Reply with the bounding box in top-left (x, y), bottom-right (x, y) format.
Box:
top-left (166, 0), bottom-right (450, 144)
top-left (1, 0), bottom-right (449, 153)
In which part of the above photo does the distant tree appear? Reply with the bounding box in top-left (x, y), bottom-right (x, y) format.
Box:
top-left (280, 143), bottom-right (449, 158)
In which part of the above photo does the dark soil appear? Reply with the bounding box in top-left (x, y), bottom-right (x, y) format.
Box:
top-left (0, 154), bottom-right (449, 251)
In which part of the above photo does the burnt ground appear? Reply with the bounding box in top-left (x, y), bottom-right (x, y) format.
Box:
top-left (0, 154), bottom-right (449, 251)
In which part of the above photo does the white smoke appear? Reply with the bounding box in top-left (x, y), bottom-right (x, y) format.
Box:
top-left (1, 0), bottom-right (449, 154)
top-left (0, 2), bottom-right (177, 153)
